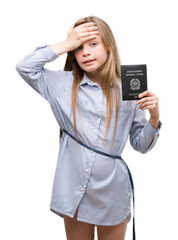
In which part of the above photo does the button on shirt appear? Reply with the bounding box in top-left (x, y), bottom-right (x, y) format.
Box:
top-left (16, 45), bottom-right (162, 226)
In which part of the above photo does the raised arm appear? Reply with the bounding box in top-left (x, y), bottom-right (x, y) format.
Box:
top-left (49, 22), bottom-right (99, 55)
top-left (129, 91), bottom-right (162, 154)
top-left (15, 22), bottom-right (99, 102)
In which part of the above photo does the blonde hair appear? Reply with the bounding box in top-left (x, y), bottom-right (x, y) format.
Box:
top-left (59, 16), bottom-right (121, 148)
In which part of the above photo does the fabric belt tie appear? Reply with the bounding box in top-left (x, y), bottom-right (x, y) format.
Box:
top-left (62, 128), bottom-right (136, 240)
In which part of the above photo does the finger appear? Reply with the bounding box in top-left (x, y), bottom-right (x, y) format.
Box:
top-left (138, 90), bottom-right (154, 98)
top-left (139, 100), bottom-right (157, 109)
top-left (136, 96), bottom-right (156, 105)
top-left (74, 31), bottom-right (99, 44)
top-left (141, 104), bottom-right (157, 111)
top-left (79, 30), bottom-right (99, 38)
top-left (80, 34), bottom-right (98, 43)
top-left (68, 23), bottom-right (75, 32)
top-left (75, 22), bottom-right (96, 29)
top-left (78, 26), bottom-right (98, 33)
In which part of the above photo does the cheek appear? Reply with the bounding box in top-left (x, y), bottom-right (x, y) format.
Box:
top-left (96, 45), bottom-right (107, 60)
top-left (99, 49), bottom-right (108, 63)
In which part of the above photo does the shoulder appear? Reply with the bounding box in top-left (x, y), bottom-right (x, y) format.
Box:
top-left (57, 70), bottom-right (74, 88)
top-left (57, 70), bottom-right (73, 78)
top-left (57, 70), bottom-right (73, 82)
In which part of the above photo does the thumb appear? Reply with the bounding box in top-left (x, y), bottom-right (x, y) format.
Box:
top-left (68, 23), bottom-right (75, 34)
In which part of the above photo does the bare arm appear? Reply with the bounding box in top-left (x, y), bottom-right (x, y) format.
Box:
top-left (49, 41), bottom-right (71, 56)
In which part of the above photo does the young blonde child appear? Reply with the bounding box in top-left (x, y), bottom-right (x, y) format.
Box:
top-left (16, 16), bottom-right (161, 240)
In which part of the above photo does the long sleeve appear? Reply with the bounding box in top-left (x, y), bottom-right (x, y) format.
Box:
top-left (15, 45), bottom-right (68, 103)
top-left (129, 103), bottom-right (162, 154)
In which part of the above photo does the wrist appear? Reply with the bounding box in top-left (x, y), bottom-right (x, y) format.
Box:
top-left (149, 117), bottom-right (159, 129)
top-left (50, 40), bottom-right (71, 56)
top-left (62, 40), bottom-right (72, 52)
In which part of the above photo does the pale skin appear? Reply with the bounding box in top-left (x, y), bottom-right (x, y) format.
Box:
top-left (50, 22), bottom-right (160, 240)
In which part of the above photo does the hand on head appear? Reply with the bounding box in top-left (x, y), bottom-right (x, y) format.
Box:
top-left (65, 22), bottom-right (99, 52)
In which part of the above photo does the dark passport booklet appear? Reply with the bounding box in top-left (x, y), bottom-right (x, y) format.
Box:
top-left (121, 64), bottom-right (147, 101)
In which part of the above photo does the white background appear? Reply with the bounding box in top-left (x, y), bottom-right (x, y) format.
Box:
top-left (1, 0), bottom-right (178, 239)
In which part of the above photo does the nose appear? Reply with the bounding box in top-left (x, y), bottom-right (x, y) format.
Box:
top-left (82, 45), bottom-right (90, 56)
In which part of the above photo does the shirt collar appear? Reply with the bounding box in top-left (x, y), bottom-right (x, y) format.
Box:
top-left (79, 74), bottom-right (88, 86)
top-left (79, 73), bottom-right (118, 90)
top-left (79, 73), bottom-right (100, 87)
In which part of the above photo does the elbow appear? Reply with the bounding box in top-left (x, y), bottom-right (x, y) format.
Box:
top-left (132, 141), bottom-right (156, 154)
top-left (130, 139), bottom-right (150, 154)
top-left (139, 148), bottom-right (149, 154)
top-left (135, 145), bottom-right (148, 154)
top-left (15, 58), bottom-right (27, 74)
top-left (15, 61), bottom-right (22, 73)
top-left (15, 61), bottom-right (28, 77)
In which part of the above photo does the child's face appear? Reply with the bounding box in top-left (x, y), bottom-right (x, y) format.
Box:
top-left (74, 35), bottom-right (108, 75)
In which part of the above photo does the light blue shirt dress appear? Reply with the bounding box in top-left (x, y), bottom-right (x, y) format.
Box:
top-left (15, 45), bottom-right (162, 227)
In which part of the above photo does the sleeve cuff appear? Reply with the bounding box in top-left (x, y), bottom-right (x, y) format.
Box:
top-left (38, 44), bottom-right (59, 62)
top-left (144, 120), bottom-right (162, 137)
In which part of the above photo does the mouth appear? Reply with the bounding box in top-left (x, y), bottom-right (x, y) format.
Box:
top-left (83, 59), bottom-right (96, 65)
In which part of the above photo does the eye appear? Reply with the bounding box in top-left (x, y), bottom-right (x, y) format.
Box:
top-left (91, 42), bottom-right (97, 47)
top-left (76, 45), bottom-right (82, 51)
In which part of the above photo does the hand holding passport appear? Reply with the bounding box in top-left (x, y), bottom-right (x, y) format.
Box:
top-left (121, 64), bottom-right (147, 101)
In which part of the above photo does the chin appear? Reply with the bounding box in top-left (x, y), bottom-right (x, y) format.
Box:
top-left (83, 67), bottom-right (99, 73)
top-left (84, 69), bottom-right (96, 73)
